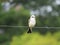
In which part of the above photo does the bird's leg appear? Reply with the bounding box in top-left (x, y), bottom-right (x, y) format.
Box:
top-left (30, 27), bottom-right (32, 33)
top-left (27, 27), bottom-right (32, 33)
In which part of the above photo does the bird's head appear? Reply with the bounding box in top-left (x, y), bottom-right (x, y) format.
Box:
top-left (31, 15), bottom-right (35, 18)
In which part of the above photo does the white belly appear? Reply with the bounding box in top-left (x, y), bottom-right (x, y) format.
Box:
top-left (28, 18), bottom-right (36, 27)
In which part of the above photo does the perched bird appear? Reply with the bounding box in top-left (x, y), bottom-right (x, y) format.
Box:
top-left (27, 15), bottom-right (36, 33)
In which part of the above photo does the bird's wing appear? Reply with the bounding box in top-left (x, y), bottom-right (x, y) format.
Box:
top-left (28, 18), bottom-right (30, 25)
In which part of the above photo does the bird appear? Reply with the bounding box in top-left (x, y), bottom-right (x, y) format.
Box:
top-left (27, 15), bottom-right (36, 33)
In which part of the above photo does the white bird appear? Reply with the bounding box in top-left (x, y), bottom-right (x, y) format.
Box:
top-left (27, 15), bottom-right (36, 33)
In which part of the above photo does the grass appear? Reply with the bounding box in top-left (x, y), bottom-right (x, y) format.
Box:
top-left (10, 32), bottom-right (60, 45)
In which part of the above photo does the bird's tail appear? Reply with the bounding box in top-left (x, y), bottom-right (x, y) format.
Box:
top-left (27, 27), bottom-right (32, 33)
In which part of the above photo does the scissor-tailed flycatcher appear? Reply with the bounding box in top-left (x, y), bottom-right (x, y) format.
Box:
top-left (27, 15), bottom-right (36, 33)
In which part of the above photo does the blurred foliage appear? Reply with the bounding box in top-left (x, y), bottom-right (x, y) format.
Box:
top-left (0, 7), bottom-right (60, 45)
top-left (11, 32), bottom-right (60, 45)
top-left (0, 6), bottom-right (30, 45)
top-left (0, 0), bottom-right (60, 45)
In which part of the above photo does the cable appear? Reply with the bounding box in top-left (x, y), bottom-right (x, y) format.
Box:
top-left (0, 25), bottom-right (28, 27)
top-left (0, 25), bottom-right (60, 29)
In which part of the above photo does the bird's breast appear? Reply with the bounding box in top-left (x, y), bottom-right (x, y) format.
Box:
top-left (29, 18), bottom-right (36, 27)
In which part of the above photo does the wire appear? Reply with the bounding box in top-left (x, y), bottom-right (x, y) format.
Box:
top-left (0, 25), bottom-right (28, 27)
top-left (0, 25), bottom-right (60, 29)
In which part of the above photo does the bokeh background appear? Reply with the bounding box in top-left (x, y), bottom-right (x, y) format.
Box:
top-left (0, 0), bottom-right (60, 45)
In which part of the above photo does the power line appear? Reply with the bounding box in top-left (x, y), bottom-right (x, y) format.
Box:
top-left (0, 25), bottom-right (28, 27)
top-left (0, 25), bottom-right (60, 29)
